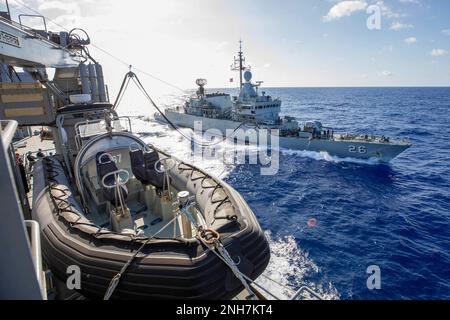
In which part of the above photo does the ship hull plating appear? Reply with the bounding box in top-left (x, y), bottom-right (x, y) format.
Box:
top-left (156, 111), bottom-right (410, 162)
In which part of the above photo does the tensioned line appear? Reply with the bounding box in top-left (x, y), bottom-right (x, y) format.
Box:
top-left (10, 0), bottom-right (186, 92)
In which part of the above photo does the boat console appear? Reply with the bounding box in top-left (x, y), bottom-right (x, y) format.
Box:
top-left (73, 130), bottom-right (178, 237)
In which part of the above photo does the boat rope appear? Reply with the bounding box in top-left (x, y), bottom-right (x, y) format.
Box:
top-left (103, 210), bottom-right (182, 300)
top-left (44, 158), bottom-right (159, 241)
top-left (179, 202), bottom-right (258, 300)
top-left (113, 72), bottom-right (132, 110)
top-left (176, 163), bottom-right (235, 222)
top-left (203, 239), bottom-right (286, 300)
top-left (44, 159), bottom-right (129, 237)
top-left (200, 234), bottom-right (258, 300)
top-left (12, 0), bottom-right (261, 149)
top-left (114, 175), bottom-right (127, 215)
top-left (45, 158), bottom-right (321, 301)
top-left (11, 1), bottom-right (324, 299)
top-left (178, 195), bottom-right (323, 301)
top-left (204, 242), bottom-right (324, 301)
top-left (113, 70), bottom-right (250, 148)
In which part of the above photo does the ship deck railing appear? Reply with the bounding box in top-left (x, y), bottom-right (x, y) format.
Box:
top-left (335, 133), bottom-right (411, 145)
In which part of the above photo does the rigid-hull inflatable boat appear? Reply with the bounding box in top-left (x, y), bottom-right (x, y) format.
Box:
top-left (32, 127), bottom-right (270, 299)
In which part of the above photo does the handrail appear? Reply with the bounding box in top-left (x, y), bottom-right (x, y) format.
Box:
top-left (25, 220), bottom-right (47, 300)
top-left (18, 14), bottom-right (48, 33)
top-left (259, 272), bottom-right (324, 300)
top-left (101, 170), bottom-right (130, 189)
top-left (74, 116), bottom-right (133, 151)
top-left (290, 286), bottom-right (323, 300)
top-left (0, 15), bottom-right (72, 53)
top-left (0, 120), bottom-right (18, 152)
top-left (155, 157), bottom-right (176, 174)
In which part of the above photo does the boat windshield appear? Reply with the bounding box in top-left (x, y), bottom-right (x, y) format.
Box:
top-left (75, 117), bottom-right (132, 150)
top-left (77, 118), bottom-right (131, 138)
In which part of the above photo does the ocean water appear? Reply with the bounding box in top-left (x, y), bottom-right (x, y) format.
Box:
top-left (125, 87), bottom-right (450, 300)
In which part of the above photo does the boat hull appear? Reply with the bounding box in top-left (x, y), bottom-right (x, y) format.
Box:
top-left (32, 155), bottom-right (270, 300)
top-left (156, 111), bottom-right (410, 162)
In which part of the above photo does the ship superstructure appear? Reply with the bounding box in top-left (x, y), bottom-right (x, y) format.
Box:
top-left (156, 42), bottom-right (411, 162)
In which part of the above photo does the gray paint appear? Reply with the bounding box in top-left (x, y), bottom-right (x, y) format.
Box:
top-left (157, 111), bottom-right (410, 162)
top-left (95, 63), bottom-right (107, 102)
top-left (79, 63), bottom-right (91, 95)
top-left (0, 121), bottom-right (43, 300)
top-left (88, 63), bottom-right (99, 102)
top-left (0, 18), bottom-right (78, 68)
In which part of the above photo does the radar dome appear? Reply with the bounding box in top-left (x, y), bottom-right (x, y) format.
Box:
top-left (196, 79), bottom-right (207, 87)
top-left (243, 70), bottom-right (252, 82)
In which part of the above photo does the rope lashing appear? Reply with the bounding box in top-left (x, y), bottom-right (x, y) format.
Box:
top-left (103, 211), bottom-right (182, 300)
top-left (178, 202), bottom-right (258, 300)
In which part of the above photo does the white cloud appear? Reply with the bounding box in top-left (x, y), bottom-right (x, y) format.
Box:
top-left (37, 1), bottom-right (80, 26)
top-left (14, 0), bottom-right (110, 28)
top-left (389, 22), bottom-right (414, 31)
top-left (380, 70), bottom-right (393, 77)
top-left (430, 49), bottom-right (448, 57)
top-left (442, 29), bottom-right (450, 36)
top-left (404, 37), bottom-right (417, 44)
top-left (323, 1), bottom-right (367, 22)
top-left (375, 1), bottom-right (405, 19)
top-left (399, 0), bottom-right (419, 3)
top-left (263, 63), bottom-right (271, 68)
top-left (214, 41), bottom-right (229, 51)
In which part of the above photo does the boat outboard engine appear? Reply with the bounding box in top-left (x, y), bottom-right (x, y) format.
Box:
top-left (96, 152), bottom-right (134, 233)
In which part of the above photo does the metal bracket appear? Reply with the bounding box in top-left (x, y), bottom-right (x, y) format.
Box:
top-left (18, 14), bottom-right (48, 33)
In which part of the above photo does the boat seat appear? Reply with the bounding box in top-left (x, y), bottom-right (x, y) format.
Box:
top-left (96, 152), bottom-right (128, 205)
top-left (130, 149), bottom-right (167, 190)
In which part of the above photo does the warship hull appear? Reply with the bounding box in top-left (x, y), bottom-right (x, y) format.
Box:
top-left (156, 111), bottom-right (410, 162)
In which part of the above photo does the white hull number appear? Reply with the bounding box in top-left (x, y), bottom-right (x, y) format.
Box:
top-left (349, 145), bottom-right (367, 154)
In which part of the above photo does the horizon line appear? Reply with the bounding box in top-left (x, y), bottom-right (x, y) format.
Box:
top-left (187, 85), bottom-right (450, 90)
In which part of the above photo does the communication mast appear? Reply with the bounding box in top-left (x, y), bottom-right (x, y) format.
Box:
top-left (230, 40), bottom-right (247, 89)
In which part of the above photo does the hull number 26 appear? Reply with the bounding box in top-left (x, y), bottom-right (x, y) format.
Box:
top-left (349, 145), bottom-right (367, 154)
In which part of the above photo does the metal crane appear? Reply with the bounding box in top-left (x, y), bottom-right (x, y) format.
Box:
top-left (1, 1), bottom-right (108, 126)
top-left (0, 14), bottom-right (80, 68)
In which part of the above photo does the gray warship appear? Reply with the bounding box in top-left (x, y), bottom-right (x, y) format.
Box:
top-left (156, 42), bottom-right (411, 162)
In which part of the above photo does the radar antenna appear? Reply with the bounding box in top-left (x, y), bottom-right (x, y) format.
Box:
top-left (196, 78), bottom-right (207, 98)
top-left (231, 40), bottom-right (247, 89)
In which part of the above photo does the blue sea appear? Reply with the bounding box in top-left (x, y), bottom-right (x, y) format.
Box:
top-left (130, 87), bottom-right (450, 300)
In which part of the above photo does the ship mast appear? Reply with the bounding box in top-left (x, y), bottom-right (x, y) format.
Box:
top-left (231, 40), bottom-right (246, 89)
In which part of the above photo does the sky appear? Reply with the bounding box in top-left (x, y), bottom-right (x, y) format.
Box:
top-left (4, 0), bottom-right (450, 96)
